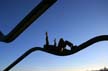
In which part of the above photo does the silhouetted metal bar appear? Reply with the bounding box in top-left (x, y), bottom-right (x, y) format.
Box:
top-left (3, 35), bottom-right (108, 71)
top-left (3, 47), bottom-right (43, 71)
top-left (0, 0), bottom-right (57, 43)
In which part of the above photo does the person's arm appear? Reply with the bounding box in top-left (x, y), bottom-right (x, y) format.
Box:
top-left (54, 38), bottom-right (56, 47)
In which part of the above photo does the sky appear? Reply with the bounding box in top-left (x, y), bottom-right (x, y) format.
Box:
top-left (0, 0), bottom-right (108, 71)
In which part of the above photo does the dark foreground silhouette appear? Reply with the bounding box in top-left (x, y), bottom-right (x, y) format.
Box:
top-left (0, 0), bottom-right (57, 43)
top-left (3, 32), bottom-right (108, 71)
top-left (44, 32), bottom-right (77, 52)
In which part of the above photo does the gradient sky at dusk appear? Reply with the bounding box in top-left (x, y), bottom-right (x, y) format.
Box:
top-left (0, 0), bottom-right (108, 71)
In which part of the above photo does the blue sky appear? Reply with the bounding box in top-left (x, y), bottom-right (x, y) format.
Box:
top-left (0, 0), bottom-right (108, 71)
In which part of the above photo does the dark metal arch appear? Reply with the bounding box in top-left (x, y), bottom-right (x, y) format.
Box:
top-left (0, 0), bottom-right (57, 43)
top-left (3, 35), bottom-right (108, 71)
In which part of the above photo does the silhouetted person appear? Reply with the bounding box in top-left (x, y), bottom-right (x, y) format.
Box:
top-left (44, 32), bottom-right (77, 52)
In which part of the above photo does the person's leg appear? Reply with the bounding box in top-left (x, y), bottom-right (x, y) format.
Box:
top-left (65, 41), bottom-right (73, 47)
top-left (45, 32), bottom-right (49, 45)
top-left (65, 41), bottom-right (74, 50)
top-left (65, 40), bottom-right (78, 50)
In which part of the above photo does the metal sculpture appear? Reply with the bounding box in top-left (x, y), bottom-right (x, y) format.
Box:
top-left (1, 0), bottom-right (108, 71)
top-left (3, 32), bottom-right (108, 71)
top-left (0, 0), bottom-right (57, 43)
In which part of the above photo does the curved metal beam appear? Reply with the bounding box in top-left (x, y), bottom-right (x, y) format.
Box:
top-left (3, 47), bottom-right (42, 71)
top-left (3, 35), bottom-right (108, 71)
top-left (0, 0), bottom-right (57, 43)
